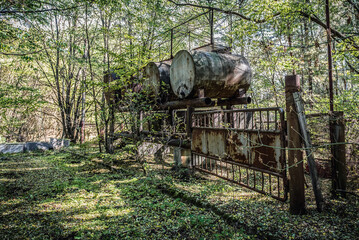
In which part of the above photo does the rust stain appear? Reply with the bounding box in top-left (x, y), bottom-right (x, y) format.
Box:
top-left (192, 111), bottom-right (284, 175)
top-left (192, 128), bottom-right (226, 158)
top-left (191, 129), bottom-right (204, 153)
top-left (227, 131), bottom-right (248, 163)
top-left (251, 133), bottom-right (280, 173)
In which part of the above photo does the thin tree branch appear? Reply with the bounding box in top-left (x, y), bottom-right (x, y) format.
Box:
top-left (346, 0), bottom-right (359, 13)
top-left (167, 0), bottom-right (358, 51)
top-left (0, 49), bottom-right (45, 56)
top-left (0, 5), bottom-right (83, 14)
top-left (167, 0), bottom-right (279, 23)
top-left (346, 60), bottom-right (359, 74)
top-left (299, 11), bottom-right (346, 40)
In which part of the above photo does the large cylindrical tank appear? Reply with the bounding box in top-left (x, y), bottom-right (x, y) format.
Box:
top-left (170, 50), bottom-right (252, 99)
top-left (104, 72), bottom-right (142, 106)
top-left (143, 60), bottom-right (174, 102)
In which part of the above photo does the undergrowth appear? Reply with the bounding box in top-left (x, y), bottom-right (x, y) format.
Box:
top-left (0, 149), bottom-right (250, 239)
top-left (0, 147), bottom-right (358, 239)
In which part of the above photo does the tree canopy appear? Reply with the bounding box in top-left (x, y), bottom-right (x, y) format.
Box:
top-left (0, 0), bottom-right (358, 144)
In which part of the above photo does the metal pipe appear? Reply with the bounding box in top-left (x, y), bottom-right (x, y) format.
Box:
top-left (210, 8), bottom-right (214, 45)
top-left (193, 106), bottom-right (282, 115)
top-left (326, 0), bottom-right (334, 112)
top-left (216, 97), bottom-right (251, 106)
top-left (119, 97), bottom-right (250, 112)
top-left (191, 43), bottom-right (212, 51)
top-left (117, 132), bottom-right (191, 149)
top-left (158, 97), bottom-right (214, 110)
top-left (170, 29), bottom-right (174, 59)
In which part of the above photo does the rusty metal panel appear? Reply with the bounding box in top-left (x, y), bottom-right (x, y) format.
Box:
top-left (193, 129), bottom-right (283, 172)
top-left (192, 128), bottom-right (226, 158)
top-left (250, 132), bottom-right (283, 173)
top-left (226, 131), bottom-right (250, 163)
top-left (191, 107), bottom-right (288, 201)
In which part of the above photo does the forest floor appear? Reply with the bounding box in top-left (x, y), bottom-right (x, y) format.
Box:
top-left (0, 146), bottom-right (358, 240)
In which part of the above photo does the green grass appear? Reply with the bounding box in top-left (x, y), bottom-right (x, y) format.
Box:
top-left (0, 150), bottom-right (251, 239)
top-left (0, 148), bottom-right (358, 239)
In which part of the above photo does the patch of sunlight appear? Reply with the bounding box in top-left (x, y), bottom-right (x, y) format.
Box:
top-left (37, 202), bottom-right (72, 213)
top-left (91, 179), bottom-right (103, 185)
top-left (113, 177), bottom-right (139, 184)
top-left (65, 162), bottom-right (86, 168)
top-left (0, 178), bottom-right (16, 182)
top-left (66, 189), bottom-right (97, 199)
top-left (91, 158), bottom-right (103, 163)
top-left (212, 191), bottom-right (259, 201)
top-left (0, 198), bottom-right (25, 206)
top-left (254, 195), bottom-right (277, 202)
top-left (101, 207), bottom-right (133, 218)
top-left (174, 183), bottom-right (202, 193)
top-left (96, 197), bottom-right (126, 208)
top-left (207, 190), bottom-right (258, 201)
top-left (38, 198), bottom-right (98, 213)
top-left (92, 168), bottom-right (111, 174)
top-left (80, 168), bottom-right (111, 174)
top-left (103, 183), bottom-right (122, 193)
top-left (94, 192), bottom-right (112, 198)
top-left (111, 196), bottom-right (123, 201)
top-left (0, 161), bottom-right (37, 166)
top-left (0, 167), bottom-right (50, 172)
top-left (63, 219), bottom-right (108, 231)
top-left (2, 209), bottom-right (19, 216)
top-left (69, 212), bottom-right (101, 221)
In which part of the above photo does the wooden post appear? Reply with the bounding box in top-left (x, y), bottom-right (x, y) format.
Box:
top-left (330, 111), bottom-right (347, 197)
top-left (285, 75), bottom-right (306, 215)
top-left (293, 92), bottom-right (324, 212)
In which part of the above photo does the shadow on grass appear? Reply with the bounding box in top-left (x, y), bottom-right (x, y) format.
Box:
top-left (4, 150), bottom-right (357, 240)
top-left (0, 152), bottom-right (250, 239)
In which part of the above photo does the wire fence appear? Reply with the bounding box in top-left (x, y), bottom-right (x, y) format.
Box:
top-left (306, 113), bottom-right (359, 180)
